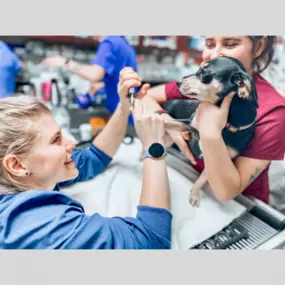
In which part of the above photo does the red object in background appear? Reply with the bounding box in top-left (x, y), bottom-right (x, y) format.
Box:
top-left (136, 54), bottom-right (146, 63)
top-left (42, 82), bottom-right (52, 103)
top-left (275, 36), bottom-right (283, 44)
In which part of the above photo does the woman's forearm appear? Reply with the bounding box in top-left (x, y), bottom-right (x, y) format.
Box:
top-left (140, 158), bottom-right (171, 211)
top-left (142, 84), bottom-right (168, 111)
top-left (142, 96), bottom-right (164, 112)
top-left (93, 103), bottom-right (130, 157)
top-left (200, 134), bottom-right (241, 200)
top-left (66, 60), bottom-right (105, 82)
top-left (143, 96), bottom-right (178, 124)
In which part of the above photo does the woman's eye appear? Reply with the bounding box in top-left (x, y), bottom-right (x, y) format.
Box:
top-left (205, 43), bottom-right (215, 49)
top-left (225, 41), bottom-right (237, 48)
top-left (53, 136), bottom-right (61, 144)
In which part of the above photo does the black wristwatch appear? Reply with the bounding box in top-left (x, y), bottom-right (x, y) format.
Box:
top-left (143, 143), bottom-right (167, 160)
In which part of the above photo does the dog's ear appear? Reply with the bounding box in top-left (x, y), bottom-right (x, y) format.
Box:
top-left (230, 72), bottom-right (258, 108)
top-left (164, 120), bottom-right (191, 132)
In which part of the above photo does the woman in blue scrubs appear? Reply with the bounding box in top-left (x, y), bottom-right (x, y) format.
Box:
top-left (0, 68), bottom-right (172, 249)
top-left (0, 41), bottom-right (21, 98)
top-left (43, 36), bottom-right (137, 125)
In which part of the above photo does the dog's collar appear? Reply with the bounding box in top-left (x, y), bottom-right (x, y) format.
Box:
top-left (225, 119), bottom-right (256, 133)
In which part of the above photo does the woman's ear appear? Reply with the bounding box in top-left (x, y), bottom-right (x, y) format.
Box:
top-left (2, 155), bottom-right (29, 177)
top-left (254, 36), bottom-right (268, 58)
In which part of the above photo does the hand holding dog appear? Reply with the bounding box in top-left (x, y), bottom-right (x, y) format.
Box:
top-left (196, 92), bottom-right (235, 139)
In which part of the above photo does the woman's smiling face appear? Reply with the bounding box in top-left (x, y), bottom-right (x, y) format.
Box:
top-left (202, 36), bottom-right (256, 73)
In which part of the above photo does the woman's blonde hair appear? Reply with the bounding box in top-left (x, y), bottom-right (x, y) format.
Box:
top-left (0, 95), bottom-right (50, 194)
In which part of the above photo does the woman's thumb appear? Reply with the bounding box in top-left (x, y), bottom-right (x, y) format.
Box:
top-left (221, 91), bottom-right (235, 111)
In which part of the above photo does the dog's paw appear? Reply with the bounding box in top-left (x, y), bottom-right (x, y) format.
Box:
top-left (189, 188), bottom-right (200, 207)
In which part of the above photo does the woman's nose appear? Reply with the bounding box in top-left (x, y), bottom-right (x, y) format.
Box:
top-left (207, 46), bottom-right (224, 60)
top-left (65, 140), bottom-right (76, 152)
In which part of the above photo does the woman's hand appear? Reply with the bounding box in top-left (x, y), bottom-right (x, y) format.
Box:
top-left (88, 82), bottom-right (105, 95)
top-left (118, 67), bottom-right (150, 111)
top-left (132, 99), bottom-right (165, 149)
top-left (196, 92), bottom-right (235, 139)
top-left (42, 56), bottom-right (67, 68)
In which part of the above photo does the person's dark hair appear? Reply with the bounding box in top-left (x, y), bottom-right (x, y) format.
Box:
top-left (249, 36), bottom-right (276, 74)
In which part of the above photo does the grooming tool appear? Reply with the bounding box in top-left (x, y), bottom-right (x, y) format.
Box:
top-left (129, 87), bottom-right (136, 106)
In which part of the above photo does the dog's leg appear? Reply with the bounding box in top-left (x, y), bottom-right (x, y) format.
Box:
top-left (165, 132), bottom-right (175, 147)
top-left (189, 169), bottom-right (207, 207)
top-left (164, 120), bottom-right (192, 132)
top-left (189, 146), bottom-right (238, 207)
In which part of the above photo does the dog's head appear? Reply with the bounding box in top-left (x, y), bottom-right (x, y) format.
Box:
top-left (177, 56), bottom-right (258, 108)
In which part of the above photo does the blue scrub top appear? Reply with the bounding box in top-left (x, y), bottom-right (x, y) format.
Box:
top-left (0, 144), bottom-right (172, 249)
top-left (0, 41), bottom-right (21, 98)
top-left (90, 36), bottom-right (137, 125)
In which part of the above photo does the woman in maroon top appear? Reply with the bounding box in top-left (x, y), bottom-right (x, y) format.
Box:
top-left (143, 36), bottom-right (285, 204)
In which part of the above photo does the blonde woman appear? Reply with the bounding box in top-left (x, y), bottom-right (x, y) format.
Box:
top-left (0, 68), bottom-right (172, 249)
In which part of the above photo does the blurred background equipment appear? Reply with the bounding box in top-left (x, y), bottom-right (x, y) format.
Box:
top-left (0, 35), bottom-right (204, 137)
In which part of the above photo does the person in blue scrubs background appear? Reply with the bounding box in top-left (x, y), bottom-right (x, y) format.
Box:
top-left (0, 41), bottom-right (21, 98)
top-left (43, 36), bottom-right (137, 125)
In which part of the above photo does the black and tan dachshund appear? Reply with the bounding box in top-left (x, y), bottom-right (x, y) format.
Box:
top-left (162, 56), bottom-right (259, 207)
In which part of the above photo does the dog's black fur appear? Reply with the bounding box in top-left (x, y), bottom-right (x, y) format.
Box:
top-left (163, 56), bottom-right (259, 159)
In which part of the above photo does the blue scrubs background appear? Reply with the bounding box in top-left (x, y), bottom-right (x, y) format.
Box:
top-left (0, 41), bottom-right (21, 98)
top-left (90, 36), bottom-right (137, 125)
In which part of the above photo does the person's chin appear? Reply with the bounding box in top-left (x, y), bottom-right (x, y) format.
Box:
top-left (63, 168), bottom-right (79, 182)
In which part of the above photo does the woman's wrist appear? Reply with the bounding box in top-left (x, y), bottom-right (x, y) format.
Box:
top-left (65, 60), bottom-right (81, 74)
top-left (117, 102), bottom-right (131, 115)
top-left (142, 140), bottom-right (165, 150)
top-left (199, 128), bottom-right (222, 141)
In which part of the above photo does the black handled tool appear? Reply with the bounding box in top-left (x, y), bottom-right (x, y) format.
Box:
top-left (129, 87), bottom-right (136, 107)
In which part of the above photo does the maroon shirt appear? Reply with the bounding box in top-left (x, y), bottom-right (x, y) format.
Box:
top-left (165, 75), bottom-right (285, 203)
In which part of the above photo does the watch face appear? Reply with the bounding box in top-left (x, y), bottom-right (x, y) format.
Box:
top-left (149, 143), bottom-right (165, 158)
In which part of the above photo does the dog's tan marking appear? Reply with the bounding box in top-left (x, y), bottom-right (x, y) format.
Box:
top-left (200, 61), bottom-right (210, 68)
top-left (180, 76), bottom-right (223, 104)
top-left (237, 78), bottom-right (252, 99)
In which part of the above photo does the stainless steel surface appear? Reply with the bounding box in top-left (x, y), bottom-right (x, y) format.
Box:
top-left (226, 213), bottom-right (278, 249)
top-left (166, 146), bottom-right (285, 250)
top-left (256, 230), bottom-right (285, 249)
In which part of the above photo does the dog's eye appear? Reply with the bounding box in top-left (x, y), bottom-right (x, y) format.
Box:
top-left (197, 68), bottom-right (206, 77)
top-left (200, 69), bottom-right (206, 75)
top-left (198, 69), bottom-right (213, 84)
